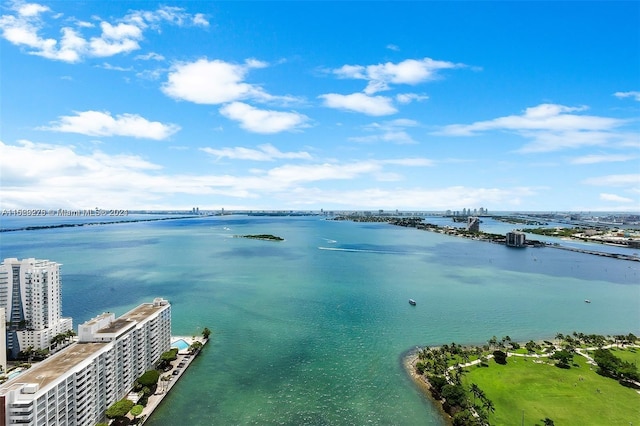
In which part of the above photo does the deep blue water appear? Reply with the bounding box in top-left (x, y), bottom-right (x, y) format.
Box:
top-left (0, 215), bottom-right (638, 425)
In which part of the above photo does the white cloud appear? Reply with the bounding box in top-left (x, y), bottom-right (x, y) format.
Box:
top-left (441, 104), bottom-right (606, 135)
top-left (88, 22), bottom-right (142, 57)
top-left (255, 158), bottom-right (432, 186)
top-left (614, 91), bottom-right (640, 101)
top-left (135, 52), bottom-right (165, 61)
top-left (570, 154), bottom-right (637, 165)
top-left (396, 93), bottom-right (429, 104)
top-left (100, 62), bottom-right (133, 72)
top-left (262, 162), bottom-right (381, 184)
top-left (17, 3), bottom-right (50, 17)
top-left (386, 44), bottom-right (400, 51)
top-left (192, 13), bottom-right (209, 27)
top-left (381, 158), bottom-right (433, 167)
top-left (0, 3), bottom-right (208, 62)
top-left (288, 186), bottom-right (536, 210)
top-left (582, 174), bottom-right (640, 187)
top-left (99, 21), bottom-right (142, 40)
top-left (332, 57), bottom-right (464, 94)
top-left (350, 119), bottom-right (419, 144)
top-left (319, 93), bottom-right (397, 116)
top-left (201, 144), bottom-right (312, 161)
top-left (0, 140), bottom-right (165, 208)
top-left (599, 193), bottom-right (634, 203)
top-left (126, 6), bottom-right (209, 29)
top-left (518, 130), bottom-right (636, 153)
top-left (161, 58), bottom-right (300, 107)
top-left (75, 20), bottom-right (94, 28)
top-left (437, 103), bottom-right (633, 153)
top-left (219, 102), bottom-right (309, 134)
top-left (244, 58), bottom-right (269, 69)
top-left (42, 110), bottom-right (180, 140)
top-left (161, 59), bottom-right (296, 105)
top-left (0, 140), bottom-right (539, 210)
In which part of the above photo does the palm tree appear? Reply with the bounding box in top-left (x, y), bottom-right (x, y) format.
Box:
top-left (65, 329), bottom-right (76, 342)
top-left (483, 399), bottom-right (495, 422)
top-left (453, 365), bottom-right (466, 385)
top-left (469, 383), bottom-right (481, 405)
top-left (202, 327), bottom-right (211, 339)
top-left (476, 388), bottom-right (487, 404)
top-left (488, 336), bottom-right (498, 349)
top-left (418, 348), bottom-right (427, 360)
top-left (435, 358), bottom-right (448, 375)
top-left (475, 346), bottom-right (483, 358)
top-left (461, 350), bottom-right (470, 365)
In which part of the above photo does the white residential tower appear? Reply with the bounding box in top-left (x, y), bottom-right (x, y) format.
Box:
top-left (0, 258), bottom-right (73, 358)
top-left (0, 297), bottom-right (171, 426)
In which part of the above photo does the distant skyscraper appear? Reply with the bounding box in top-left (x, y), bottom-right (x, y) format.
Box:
top-left (506, 231), bottom-right (526, 247)
top-left (467, 217), bottom-right (480, 232)
top-left (0, 258), bottom-right (73, 358)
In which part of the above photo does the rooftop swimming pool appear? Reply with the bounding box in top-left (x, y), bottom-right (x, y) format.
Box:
top-left (171, 339), bottom-right (190, 351)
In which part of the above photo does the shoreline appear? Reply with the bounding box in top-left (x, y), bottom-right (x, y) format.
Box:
top-left (0, 215), bottom-right (200, 233)
top-left (135, 335), bottom-right (208, 425)
top-left (333, 216), bottom-right (640, 262)
top-left (401, 348), bottom-right (453, 425)
top-left (402, 336), bottom-right (640, 425)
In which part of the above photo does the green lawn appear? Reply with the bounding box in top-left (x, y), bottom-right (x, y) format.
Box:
top-left (462, 354), bottom-right (640, 425)
top-left (606, 347), bottom-right (640, 366)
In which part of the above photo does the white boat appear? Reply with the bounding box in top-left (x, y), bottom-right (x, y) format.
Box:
top-left (585, 299), bottom-right (591, 303)
top-left (409, 299), bottom-right (416, 306)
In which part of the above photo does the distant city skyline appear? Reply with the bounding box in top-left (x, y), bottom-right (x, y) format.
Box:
top-left (0, 1), bottom-right (638, 212)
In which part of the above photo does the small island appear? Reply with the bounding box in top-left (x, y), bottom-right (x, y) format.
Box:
top-left (235, 234), bottom-right (284, 241)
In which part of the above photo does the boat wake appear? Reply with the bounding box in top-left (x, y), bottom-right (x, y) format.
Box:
top-left (318, 246), bottom-right (412, 255)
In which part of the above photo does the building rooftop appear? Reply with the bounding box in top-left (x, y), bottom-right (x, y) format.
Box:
top-left (0, 299), bottom-right (170, 396)
top-left (0, 342), bottom-right (108, 395)
top-left (95, 302), bottom-right (167, 336)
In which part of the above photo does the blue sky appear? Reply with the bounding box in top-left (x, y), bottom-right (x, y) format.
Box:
top-left (1, 1), bottom-right (638, 212)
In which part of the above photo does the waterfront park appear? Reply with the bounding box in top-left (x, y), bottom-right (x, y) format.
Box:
top-left (408, 333), bottom-right (640, 425)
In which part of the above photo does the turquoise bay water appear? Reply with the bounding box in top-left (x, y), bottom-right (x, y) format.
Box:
top-left (0, 216), bottom-right (638, 425)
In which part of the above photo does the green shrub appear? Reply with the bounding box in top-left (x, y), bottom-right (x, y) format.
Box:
top-left (106, 399), bottom-right (134, 419)
top-left (441, 383), bottom-right (467, 408)
top-left (138, 369), bottom-right (160, 387)
top-left (130, 404), bottom-right (143, 417)
top-left (493, 350), bottom-right (507, 365)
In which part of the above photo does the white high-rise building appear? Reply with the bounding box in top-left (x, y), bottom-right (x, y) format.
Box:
top-left (0, 298), bottom-right (171, 426)
top-left (0, 258), bottom-right (73, 358)
top-left (0, 308), bottom-right (6, 374)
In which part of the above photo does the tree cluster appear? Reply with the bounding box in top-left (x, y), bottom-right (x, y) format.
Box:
top-left (415, 342), bottom-right (495, 424)
top-left (550, 349), bottom-right (574, 369)
top-left (49, 330), bottom-right (76, 350)
top-left (555, 331), bottom-right (637, 350)
top-left (593, 349), bottom-right (639, 386)
top-left (156, 348), bottom-right (179, 370)
top-left (16, 346), bottom-right (49, 361)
